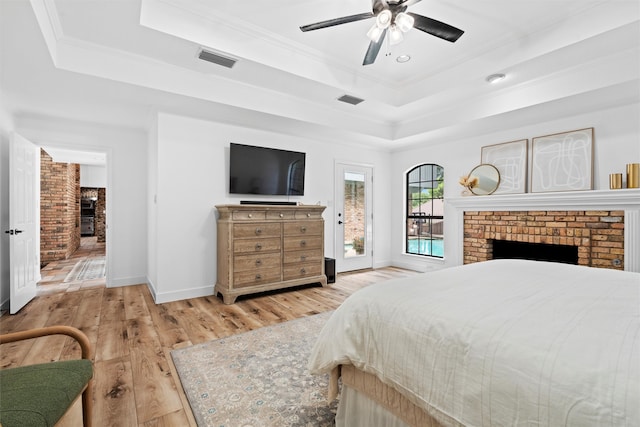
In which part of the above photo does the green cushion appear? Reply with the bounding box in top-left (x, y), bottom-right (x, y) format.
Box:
top-left (0, 359), bottom-right (92, 427)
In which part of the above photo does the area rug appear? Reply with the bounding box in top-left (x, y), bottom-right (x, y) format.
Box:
top-left (64, 257), bottom-right (106, 282)
top-left (171, 311), bottom-right (337, 427)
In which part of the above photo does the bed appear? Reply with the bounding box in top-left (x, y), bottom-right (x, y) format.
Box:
top-left (308, 259), bottom-right (639, 426)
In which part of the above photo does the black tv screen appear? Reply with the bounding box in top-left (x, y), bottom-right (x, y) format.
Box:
top-left (229, 143), bottom-right (306, 196)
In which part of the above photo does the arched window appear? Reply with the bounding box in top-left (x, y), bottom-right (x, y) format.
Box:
top-left (406, 164), bottom-right (444, 257)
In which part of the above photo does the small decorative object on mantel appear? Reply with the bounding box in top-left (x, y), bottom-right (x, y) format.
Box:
top-left (609, 173), bottom-right (622, 190)
top-left (627, 163), bottom-right (639, 188)
top-left (459, 174), bottom-right (479, 196)
top-left (460, 164), bottom-right (501, 196)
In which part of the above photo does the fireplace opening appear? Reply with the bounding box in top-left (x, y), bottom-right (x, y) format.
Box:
top-left (491, 239), bottom-right (579, 265)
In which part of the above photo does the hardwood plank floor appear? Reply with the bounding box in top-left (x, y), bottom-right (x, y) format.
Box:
top-left (0, 267), bottom-right (418, 426)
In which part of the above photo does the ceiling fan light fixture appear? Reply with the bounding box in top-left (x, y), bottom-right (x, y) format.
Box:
top-left (367, 24), bottom-right (384, 42)
top-left (376, 9), bottom-right (392, 29)
top-left (395, 12), bottom-right (414, 33)
top-left (389, 25), bottom-right (404, 45)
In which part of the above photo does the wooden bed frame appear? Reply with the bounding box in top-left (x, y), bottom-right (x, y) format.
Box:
top-left (331, 365), bottom-right (446, 427)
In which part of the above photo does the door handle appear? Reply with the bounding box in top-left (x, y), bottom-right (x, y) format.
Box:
top-left (4, 230), bottom-right (13, 235)
top-left (14, 229), bottom-right (23, 234)
top-left (337, 221), bottom-right (343, 225)
top-left (4, 229), bottom-right (22, 235)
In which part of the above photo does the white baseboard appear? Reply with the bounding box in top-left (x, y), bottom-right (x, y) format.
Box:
top-left (391, 257), bottom-right (446, 273)
top-left (151, 284), bottom-right (215, 304)
top-left (143, 276), bottom-right (214, 304)
top-left (107, 276), bottom-right (148, 288)
top-left (373, 259), bottom-right (392, 269)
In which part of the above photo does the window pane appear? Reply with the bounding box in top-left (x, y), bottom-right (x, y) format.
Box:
top-left (405, 163), bottom-right (444, 258)
top-left (433, 165), bottom-right (444, 180)
top-left (420, 165), bottom-right (433, 181)
top-left (408, 167), bottom-right (421, 183)
top-left (344, 172), bottom-right (366, 259)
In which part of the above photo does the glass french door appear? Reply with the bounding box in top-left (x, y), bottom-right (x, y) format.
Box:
top-left (335, 163), bottom-right (373, 272)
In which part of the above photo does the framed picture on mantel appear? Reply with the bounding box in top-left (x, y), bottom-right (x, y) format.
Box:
top-left (531, 128), bottom-right (594, 193)
top-left (481, 139), bottom-right (528, 194)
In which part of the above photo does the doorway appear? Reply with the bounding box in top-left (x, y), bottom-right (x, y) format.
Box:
top-left (334, 162), bottom-right (373, 272)
top-left (38, 146), bottom-right (107, 294)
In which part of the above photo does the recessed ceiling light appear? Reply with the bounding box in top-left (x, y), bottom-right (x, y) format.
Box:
top-left (396, 54), bottom-right (411, 63)
top-left (486, 73), bottom-right (506, 84)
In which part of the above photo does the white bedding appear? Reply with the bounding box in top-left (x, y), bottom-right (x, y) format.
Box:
top-left (308, 259), bottom-right (640, 426)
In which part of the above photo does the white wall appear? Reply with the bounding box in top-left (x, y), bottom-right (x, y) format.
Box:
top-left (15, 116), bottom-right (148, 288)
top-left (149, 112), bottom-right (393, 303)
top-left (0, 101), bottom-right (13, 310)
top-left (391, 102), bottom-right (640, 272)
top-left (147, 114), bottom-right (159, 292)
top-left (80, 164), bottom-right (107, 188)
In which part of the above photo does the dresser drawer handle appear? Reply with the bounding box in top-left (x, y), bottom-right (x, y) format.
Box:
top-left (255, 228), bottom-right (262, 235)
top-left (255, 274), bottom-right (262, 280)
top-left (300, 240), bottom-right (306, 247)
top-left (279, 213), bottom-right (284, 218)
top-left (300, 255), bottom-right (307, 261)
top-left (255, 259), bottom-right (262, 266)
top-left (300, 226), bottom-right (307, 233)
top-left (300, 268), bottom-right (306, 274)
top-left (306, 213), bottom-right (311, 218)
top-left (255, 243), bottom-right (262, 251)
top-left (248, 214), bottom-right (253, 218)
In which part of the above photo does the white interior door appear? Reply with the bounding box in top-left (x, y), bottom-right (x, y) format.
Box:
top-left (335, 163), bottom-right (373, 272)
top-left (8, 132), bottom-right (40, 314)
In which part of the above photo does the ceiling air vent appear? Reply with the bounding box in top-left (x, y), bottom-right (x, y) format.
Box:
top-left (337, 95), bottom-right (364, 105)
top-left (198, 49), bottom-right (237, 69)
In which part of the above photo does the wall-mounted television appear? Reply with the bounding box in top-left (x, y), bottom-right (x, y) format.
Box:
top-left (229, 143), bottom-right (306, 196)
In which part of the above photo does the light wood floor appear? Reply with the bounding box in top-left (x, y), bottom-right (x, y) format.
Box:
top-left (0, 267), bottom-right (418, 426)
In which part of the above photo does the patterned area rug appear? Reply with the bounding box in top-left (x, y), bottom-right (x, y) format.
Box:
top-left (64, 257), bottom-right (106, 282)
top-left (171, 311), bottom-right (337, 427)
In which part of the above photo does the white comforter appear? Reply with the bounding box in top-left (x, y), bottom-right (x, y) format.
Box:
top-left (308, 259), bottom-right (640, 426)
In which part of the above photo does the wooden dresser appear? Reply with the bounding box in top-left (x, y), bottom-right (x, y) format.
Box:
top-left (215, 204), bottom-right (328, 304)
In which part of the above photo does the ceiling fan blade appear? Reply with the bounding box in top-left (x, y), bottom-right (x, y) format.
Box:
top-left (407, 12), bottom-right (464, 42)
top-left (395, 0), bottom-right (422, 7)
top-left (363, 29), bottom-right (387, 65)
top-left (300, 12), bottom-right (374, 32)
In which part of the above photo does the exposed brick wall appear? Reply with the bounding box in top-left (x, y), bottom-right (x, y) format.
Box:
top-left (96, 188), bottom-right (106, 243)
top-left (40, 149), bottom-right (81, 265)
top-left (463, 210), bottom-right (625, 270)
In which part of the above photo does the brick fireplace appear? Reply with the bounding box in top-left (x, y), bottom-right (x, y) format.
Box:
top-left (448, 190), bottom-right (640, 273)
top-left (463, 210), bottom-right (624, 270)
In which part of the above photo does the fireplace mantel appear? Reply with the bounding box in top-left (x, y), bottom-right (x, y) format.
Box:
top-left (447, 189), bottom-right (640, 272)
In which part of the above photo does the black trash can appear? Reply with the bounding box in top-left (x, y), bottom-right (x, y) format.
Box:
top-left (324, 257), bottom-right (336, 284)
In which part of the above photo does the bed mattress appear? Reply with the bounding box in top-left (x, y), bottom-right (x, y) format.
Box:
top-left (308, 259), bottom-right (640, 426)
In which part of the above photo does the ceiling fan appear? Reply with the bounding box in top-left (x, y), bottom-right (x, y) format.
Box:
top-left (300, 0), bottom-right (464, 66)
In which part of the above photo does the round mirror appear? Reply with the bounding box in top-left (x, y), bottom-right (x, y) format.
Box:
top-left (467, 164), bottom-right (501, 195)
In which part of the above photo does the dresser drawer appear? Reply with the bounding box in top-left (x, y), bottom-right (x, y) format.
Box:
top-left (234, 237), bottom-right (281, 254)
top-left (233, 223), bottom-right (280, 238)
top-left (283, 250), bottom-right (323, 265)
top-left (234, 252), bottom-right (281, 272)
top-left (283, 263), bottom-right (322, 281)
top-left (295, 210), bottom-right (323, 219)
top-left (232, 210), bottom-right (266, 221)
top-left (283, 236), bottom-right (323, 251)
top-left (234, 267), bottom-right (282, 288)
top-left (283, 221), bottom-right (323, 236)
top-left (266, 210), bottom-right (296, 220)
